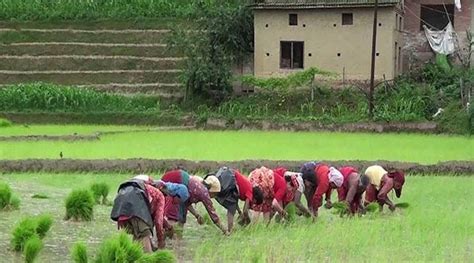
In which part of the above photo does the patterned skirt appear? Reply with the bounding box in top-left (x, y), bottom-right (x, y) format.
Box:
top-left (249, 166), bottom-right (275, 213)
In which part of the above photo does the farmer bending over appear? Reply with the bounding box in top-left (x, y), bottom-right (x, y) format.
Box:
top-left (281, 171), bottom-right (312, 217)
top-left (364, 165), bottom-right (406, 211)
top-left (300, 162), bottom-right (344, 217)
top-left (111, 175), bottom-right (169, 252)
top-left (248, 166), bottom-right (288, 221)
top-left (336, 166), bottom-right (370, 215)
top-left (209, 167), bottom-right (264, 232)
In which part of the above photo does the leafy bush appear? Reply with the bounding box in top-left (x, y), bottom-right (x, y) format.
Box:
top-left (11, 218), bottom-right (38, 252)
top-left (71, 242), bottom-right (89, 263)
top-left (0, 118), bottom-right (12, 127)
top-left (0, 83), bottom-right (159, 113)
top-left (437, 102), bottom-right (471, 134)
top-left (90, 183), bottom-right (110, 205)
top-left (24, 235), bottom-right (43, 263)
top-left (35, 214), bottom-right (53, 239)
top-left (0, 182), bottom-right (20, 210)
top-left (167, 2), bottom-right (253, 100)
top-left (95, 232), bottom-right (143, 263)
top-left (65, 189), bottom-right (95, 221)
top-left (137, 250), bottom-right (177, 263)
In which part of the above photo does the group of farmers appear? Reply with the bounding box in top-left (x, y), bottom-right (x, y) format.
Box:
top-left (111, 163), bottom-right (406, 252)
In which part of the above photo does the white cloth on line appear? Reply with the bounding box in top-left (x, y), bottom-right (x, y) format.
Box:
top-left (455, 0), bottom-right (461, 11)
top-left (423, 22), bottom-right (456, 55)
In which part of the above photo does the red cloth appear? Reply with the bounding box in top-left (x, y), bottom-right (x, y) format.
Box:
top-left (272, 171), bottom-right (287, 202)
top-left (311, 164), bottom-right (331, 211)
top-left (337, 166), bottom-right (362, 214)
top-left (161, 170), bottom-right (183, 184)
top-left (144, 184), bottom-right (165, 246)
top-left (273, 167), bottom-right (287, 178)
top-left (235, 171), bottom-right (253, 201)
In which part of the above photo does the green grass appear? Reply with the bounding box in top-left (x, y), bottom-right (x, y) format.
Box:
top-left (0, 124), bottom-right (146, 136)
top-left (0, 173), bottom-right (472, 262)
top-left (0, 130), bottom-right (472, 163)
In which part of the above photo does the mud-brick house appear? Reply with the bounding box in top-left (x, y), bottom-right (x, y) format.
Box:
top-left (403, 0), bottom-right (472, 69)
top-left (251, 0), bottom-right (404, 80)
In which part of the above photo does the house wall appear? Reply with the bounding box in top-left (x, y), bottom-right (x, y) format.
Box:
top-left (254, 7), bottom-right (401, 80)
top-left (403, 0), bottom-right (472, 69)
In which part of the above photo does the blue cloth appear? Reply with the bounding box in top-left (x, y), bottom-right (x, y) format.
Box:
top-left (163, 182), bottom-right (189, 203)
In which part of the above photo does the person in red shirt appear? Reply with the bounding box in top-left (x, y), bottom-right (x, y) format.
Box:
top-left (248, 166), bottom-right (288, 221)
top-left (300, 163), bottom-right (343, 217)
top-left (210, 167), bottom-right (264, 232)
top-left (160, 169), bottom-right (190, 223)
top-left (337, 166), bottom-right (370, 215)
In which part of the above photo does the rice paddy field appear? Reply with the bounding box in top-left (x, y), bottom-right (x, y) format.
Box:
top-left (0, 124), bottom-right (473, 262)
top-left (0, 125), bottom-right (472, 163)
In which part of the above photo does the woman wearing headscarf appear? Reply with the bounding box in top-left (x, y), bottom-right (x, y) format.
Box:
top-left (281, 171), bottom-right (312, 217)
top-left (210, 167), bottom-right (264, 232)
top-left (185, 175), bottom-right (229, 235)
top-left (248, 166), bottom-right (288, 221)
top-left (160, 169), bottom-right (191, 223)
top-left (336, 166), bottom-right (370, 214)
top-left (364, 165), bottom-right (406, 211)
top-left (300, 162), bottom-right (344, 217)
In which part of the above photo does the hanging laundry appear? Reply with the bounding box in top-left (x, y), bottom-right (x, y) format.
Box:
top-left (423, 22), bottom-right (457, 55)
top-left (454, 0), bottom-right (461, 11)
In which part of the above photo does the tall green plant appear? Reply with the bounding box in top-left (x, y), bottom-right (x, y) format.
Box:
top-left (167, 1), bottom-right (253, 101)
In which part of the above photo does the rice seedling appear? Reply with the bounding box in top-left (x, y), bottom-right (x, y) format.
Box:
top-left (332, 201), bottom-right (349, 217)
top-left (365, 202), bottom-right (380, 213)
top-left (65, 189), bottom-right (95, 221)
top-left (11, 218), bottom-right (38, 252)
top-left (24, 235), bottom-right (43, 263)
top-left (395, 202), bottom-right (410, 209)
top-left (0, 182), bottom-right (20, 210)
top-left (71, 242), bottom-right (89, 263)
top-left (35, 214), bottom-right (53, 239)
top-left (284, 203), bottom-right (297, 223)
top-left (137, 250), bottom-right (177, 263)
top-left (94, 231), bottom-right (143, 263)
top-left (90, 182), bottom-right (110, 205)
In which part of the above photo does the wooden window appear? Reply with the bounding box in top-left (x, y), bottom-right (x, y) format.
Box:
top-left (342, 13), bottom-right (353, 25)
top-left (289, 14), bottom-right (298, 26)
top-left (420, 5), bottom-right (454, 30)
top-left (399, 16), bottom-right (403, 30)
top-left (280, 41), bottom-right (304, 69)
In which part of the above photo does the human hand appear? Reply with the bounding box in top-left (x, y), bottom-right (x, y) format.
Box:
top-left (324, 201), bottom-right (333, 209)
top-left (389, 204), bottom-right (396, 212)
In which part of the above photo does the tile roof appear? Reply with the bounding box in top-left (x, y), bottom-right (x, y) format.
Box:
top-left (251, 0), bottom-right (400, 9)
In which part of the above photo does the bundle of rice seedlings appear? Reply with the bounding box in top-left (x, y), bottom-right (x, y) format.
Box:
top-left (9, 194), bottom-right (21, 210)
top-left (71, 242), bottom-right (88, 263)
top-left (90, 183), bottom-right (109, 205)
top-left (24, 235), bottom-right (43, 263)
top-left (395, 202), bottom-right (410, 209)
top-left (35, 214), bottom-right (53, 239)
top-left (365, 203), bottom-right (379, 213)
top-left (137, 250), bottom-right (177, 263)
top-left (284, 203), bottom-right (297, 223)
top-left (332, 202), bottom-right (350, 217)
top-left (0, 182), bottom-right (12, 209)
top-left (11, 218), bottom-right (38, 252)
top-left (95, 232), bottom-right (143, 263)
top-left (65, 189), bottom-right (95, 221)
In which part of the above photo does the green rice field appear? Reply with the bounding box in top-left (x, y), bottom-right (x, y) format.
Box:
top-left (0, 125), bottom-right (472, 163)
top-left (0, 173), bottom-right (472, 262)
